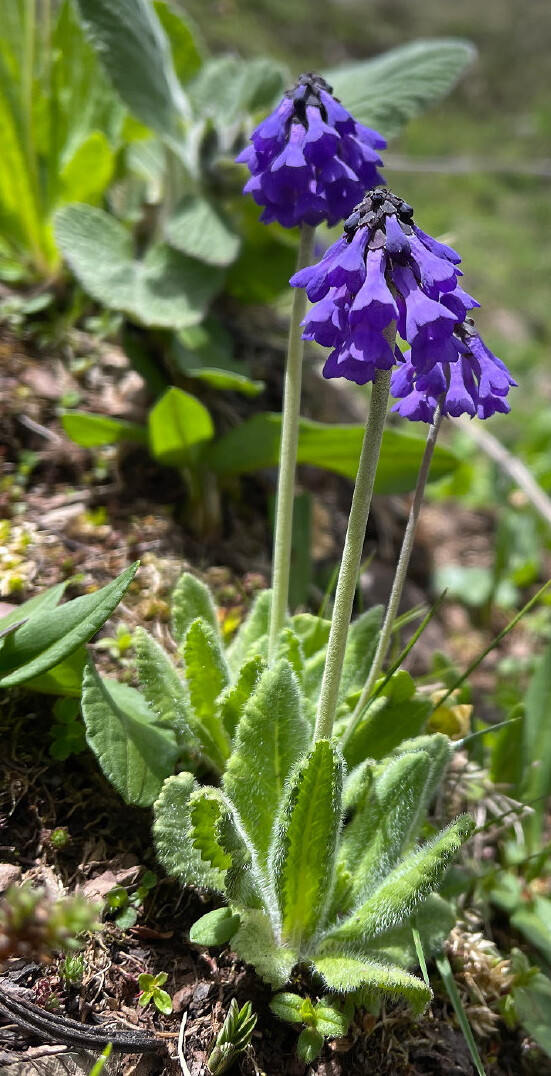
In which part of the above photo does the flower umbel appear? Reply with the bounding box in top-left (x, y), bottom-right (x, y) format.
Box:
top-left (291, 188), bottom-right (516, 419)
top-left (236, 73), bottom-right (385, 229)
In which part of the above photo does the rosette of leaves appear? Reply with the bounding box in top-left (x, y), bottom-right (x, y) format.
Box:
top-left (152, 672), bottom-right (473, 1059)
top-left (80, 571), bottom-right (436, 806)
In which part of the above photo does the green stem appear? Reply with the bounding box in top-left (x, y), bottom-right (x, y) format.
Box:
top-left (341, 401), bottom-right (444, 749)
top-left (314, 364), bottom-right (393, 741)
top-left (268, 223), bottom-right (316, 662)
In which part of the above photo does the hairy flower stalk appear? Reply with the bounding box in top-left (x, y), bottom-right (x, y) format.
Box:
top-left (268, 223), bottom-right (316, 661)
top-left (342, 401), bottom-right (444, 750)
top-left (314, 363), bottom-right (393, 741)
top-left (236, 73), bottom-right (386, 228)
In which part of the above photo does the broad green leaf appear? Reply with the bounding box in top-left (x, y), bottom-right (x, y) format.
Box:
top-left (81, 663), bottom-right (179, 806)
top-left (323, 816), bottom-right (474, 947)
top-left (188, 56), bottom-right (287, 124)
top-left (76, 0), bottom-right (188, 137)
top-left (171, 571), bottom-right (220, 645)
top-left (24, 648), bottom-right (87, 697)
top-left (339, 751), bottom-right (433, 906)
top-left (275, 628), bottom-right (304, 682)
top-left (326, 39), bottom-right (476, 140)
top-left (165, 195), bottom-right (240, 268)
top-left (148, 387), bottom-right (214, 468)
top-left (297, 1028), bottom-right (324, 1063)
top-left (179, 366), bottom-right (264, 397)
top-left (226, 589), bottom-right (272, 674)
top-left (183, 619), bottom-right (231, 769)
top-left (290, 614), bottom-right (331, 660)
top-left (217, 655), bottom-right (266, 738)
top-left (232, 909), bottom-right (297, 989)
top-left (223, 660), bottom-right (310, 868)
top-left (206, 414), bottom-right (459, 491)
top-left (153, 1), bottom-right (204, 85)
top-left (189, 907), bottom-right (240, 947)
top-left (314, 997), bottom-right (355, 1038)
top-left (339, 607), bottom-right (383, 702)
top-left (511, 897), bottom-right (551, 966)
top-left (311, 955), bottom-right (431, 1016)
top-left (513, 972), bottom-right (551, 1059)
top-left (0, 563), bottom-right (138, 686)
top-left (391, 734), bottom-right (453, 825)
top-left (55, 204), bottom-right (223, 328)
top-left (61, 410), bottom-right (147, 448)
top-left (0, 581), bottom-right (67, 633)
top-left (133, 627), bottom-right (191, 744)
top-left (268, 993), bottom-right (305, 1025)
top-left (59, 131), bottom-right (115, 204)
top-left (342, 695), bottom-right (431, 770)
top-left (273, 741), bottom-right (343, 948)
top-left (153, 771), bottom-right (225, 889)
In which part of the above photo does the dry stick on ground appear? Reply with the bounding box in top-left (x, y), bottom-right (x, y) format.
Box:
top-left (453, 415), bottom-right (551, 529)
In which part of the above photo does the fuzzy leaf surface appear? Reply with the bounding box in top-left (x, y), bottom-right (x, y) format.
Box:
top-left (134, 627), bottom-right (191, 746)
top-left (223, 660), bottom-right (309, 869)
top-left (339, 607), bottom-right (383, 701)
top-left (273, 741), bottom-right (343, 948)
top-left (232, 909), bottom-right (297, 989)
top-left (312, 955), bottom-right (431, 1015)
top-left (183, 619), bottom-right (231, 770)
top-left (339, 751), bottom-right (433, 905)
top-left (81, 663), bottom-right (179, 807)
top-left (153, 772), bottom-right (225, 890)
top-left (366, 894), bottom-right (455, 968)
top-left (226, 589), bottom-right (272, 673)
top-left (323, 816), bottom-right (474, 946)
top-left (171, 571), bottom-right (220, 645)
top-left (342, 694), bottom-right (431, 769)
top-left (189, 907), bottom-right (240, 946)
top-left (217, 656), bottom-right (265, 738)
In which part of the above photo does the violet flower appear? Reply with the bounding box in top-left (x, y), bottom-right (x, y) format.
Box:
top-left (236, 73), bottom-right (385, 229)
top-left (291, 187), bottom-right (516, 419)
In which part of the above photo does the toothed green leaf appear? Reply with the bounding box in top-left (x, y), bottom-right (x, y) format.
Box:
top-left (153, 772), bottom-right (225, 890)
top-left (190, 787), bottom-right (265, 909)
top-left (217, 655), bottom-right (266, 739)
top-left (226, 589), bottom-right (271, 672)
top-left (81, 662), bottom-right (179, 806)
top-left (134, 626), bottom-right (191, 744)
top-left (183, 619), bottom-right (231, 770)
top-left (223, 660), bottom-right (310, 868)
top-left (338, 751), bottom-right (433, 906)
top-left (311, 955), bottom-right (431, 1016)
top-left (232, 909), bottom-right (297, 989)
top-left (271, 740), bottom-right (343, 948)
top-left (297, 1027), bottom-right (324, 1063)
top-left (391, 734), bottom-right (452, 819)
top-left (290, 613), bottom-right (331, 660)
top-left (366, 894), bottom-right (455, 968)
top-left (323, 815), bottom-right (474, 947)
top-left (171, 571), bottom-right (220, 645)
top-left (275, 628), bottom-right (304, 680)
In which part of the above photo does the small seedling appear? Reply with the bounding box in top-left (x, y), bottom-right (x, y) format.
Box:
top-left (137, 971), bottom-right (172, 1014)
top-left (207, 999), bottom-right (257, 1075)
top-left (60, 952), bottom-right (86, 985)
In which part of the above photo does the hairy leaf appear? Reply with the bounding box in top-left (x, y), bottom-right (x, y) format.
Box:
top-left (232, 909), bottom-right (297, 989)
top-left (339, 607), bottom-right (383, 702)
top-left (55, 205), bottom-right (223, 328)
top-left (342, 694), bottom-right (431, 770)
top-left (183, 619), bottom-right (231, 770)
top-left (134, 627), bottom-right (191, 745)
top-left (226, 589), bottom-right (272, 674)
top-left (323, 816), bottom-right (474, 946)
top-left (326, 39), bottom-right (476, 139)
top-left (223, 660), bottom-right (310, 868)
top-left (165, 195), bottom-right (240, 268)
top-left (152, 1), bottom-right (204, 84)
top-left (366, 894), bottom-right (455, 968)
top-left (272, 741), bottom-right (343, 948)
top-left (311, 955), bottom-right (431, 1015)
top-left (153, 772), bottom-right (225, 890)
top-left (171, 571), bottom-right (220, 645)
top-left (217, 655), bottom-right (266, 738)
top-left (76, 0), bottom-right (188, 137)
top-left (81, 662), bottom-right (179, 807)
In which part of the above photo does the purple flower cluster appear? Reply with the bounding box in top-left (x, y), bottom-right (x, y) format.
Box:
top-left (236, 73), bottom-right (385, 229)
top-left (291, 188), bottom-right (516, 421)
